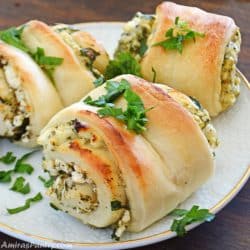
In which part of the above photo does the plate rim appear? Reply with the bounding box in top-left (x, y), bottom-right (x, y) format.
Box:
top-left (0, 21), bottom-right (249, 250)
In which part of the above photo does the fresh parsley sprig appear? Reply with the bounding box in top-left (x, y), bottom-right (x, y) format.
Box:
top-left (93, 76), bottom-right (105, 87)
top-left (10, 176), bottom-right (30, 194)
top-left (0, 26), bottom-right (29, 52)
top-left (84, 79), bottom-right (150, 133)
top-left (7, 192), bottom-right (43, 214)
top-left (31, 47), bottom-right (63, 83)
top-left (0, 27), bottom-right (63, 83)
top-left (169, 205), bottom-right (215, 236)
top-left (38, 175), bottom-right (54, 188)
top-left (153, 16), bottom-right (205, 54)
top-left (104, 52), bottom-right (141, 80)
top-left (0, 151), bottom-right (36, 183)
top-left (85, 79), bottom-right (130, 107)
top-left (14, 151), bottom-right (36, 174)
top-left (0, 170), bottom-right (12, 183)
top-left (0, 152), bottom-right (16, 164)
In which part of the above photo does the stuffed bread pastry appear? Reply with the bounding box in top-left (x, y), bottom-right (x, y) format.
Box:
top-left (38, 74), bottom-right (217, 238)
top-left (20, 20), bottom-right (109, 105)
top-left (116, 2), bottom-right (241, 116)
top-left (0, 42), bottom-right (63, 147)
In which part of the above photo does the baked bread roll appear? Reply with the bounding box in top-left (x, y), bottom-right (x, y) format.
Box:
top-left (0, 42), bottom-right (63, 147)
top-left (38, 74), bottom-right (217, 237)
top-left (116, 2), bottom-right (241, 116)
top-left (21, 21), bottom-right (109, 106)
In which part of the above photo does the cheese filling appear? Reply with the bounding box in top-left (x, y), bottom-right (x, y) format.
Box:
top-left (53, 25), bottom-right (102, 79)
top-left (41, 120), bottom-right (107, 215)
top-left (41, 119), bottom-right (131, 236)
top-left (182, 97), bottom-right (219, 149)
top-left (220, 30), bottom-right (241, 110)
top-left (46, 159), bottom-right (99, 214)
top-left (0, 60), bottom-right (31, 142)
top-left (115, 12), bottom-right (155, 60)
top-left (162, 86), bottom-right (219, 149)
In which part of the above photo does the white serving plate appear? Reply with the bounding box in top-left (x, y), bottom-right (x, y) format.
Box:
top-left (0, 22), bottom-right (249, 250)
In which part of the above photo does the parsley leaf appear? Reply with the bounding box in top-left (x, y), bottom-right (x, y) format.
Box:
top-left (104, 52), bottom-right (141, 80)
top-left (189, 96), bottom-right (202, 109)
top-left (0, 26), bottom-right (63, 84)
top-left (111, 200), bottom-right (123, 211)
top-left (98, 106), bottom-right (125, 120)
top-left (0, 26), bottom-right (29, 52)
top-left (84, 79), bottom-right (130, 107)
top-left (38, 175), bottom-right (54, 188)
top-left (0, 170), bottom-right (13, 183)
top-left (14, 151), bottom-right (36, 175)
top-left (31, 47), bottom-right (63, 83)
top-left (10, 176), bottom-right (30, 194)
top-left (93, 76), bottom-right (105, 87)
top-left (85, 79), bottom-right (150, 134)
top-left (153, 16), bottom-right (205, 54)
top-left (0, 152), bottom-right (16, 164)
top-left (7, 192), bottom-right (43, 214)
top-left (122, 88), bottom-right (148, 133)
top-left (50, 202), bottom-right (60, 211)
top-left (169, 205), bottom-right (215, 236)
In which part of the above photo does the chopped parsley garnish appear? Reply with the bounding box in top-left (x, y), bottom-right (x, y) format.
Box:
top-left (38, 175), bottom-right (54, 188)
top-left (111, 200), bottom-right (122, 210)
top-left (0, 26), bottom-right (29, 52)
top-left (31, 47), bottom-right (63, 83)
top-left (169, 205), bottom-right (215, 236)
top-left (151, 67), bottom-right (157, 82)
top-left (0, 152), bottom-right (16, 164)
top-left (84, 79), bottom-right (150, 133)
top-left (153, 16), bottom-right (205, 54)
top-left (7, 192), bottom-right (43, 214)
top-left (85, 79), bottom-right (130, 107)
top-left (10, 176), bottom-right (30, 194)
top-left (50, 202), bottom-right (60, 211)
top-left (0, 26), bottom-right (63, 83)
top-left (0, 170), bottom-right (12, 183)
top-left (93, 76), bottom-right (105, 87)
top-left (14, 151), bottom-right (36, 175)
top-left (104, 52), bottom-right (141, 80)
top-left (189, 96), bottom-right (202, 109)
top-left (0, 151), bottom-right (35, 183)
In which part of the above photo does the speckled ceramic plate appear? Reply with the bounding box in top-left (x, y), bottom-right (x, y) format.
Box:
top-left (0, 22), bottom-right (249, 250)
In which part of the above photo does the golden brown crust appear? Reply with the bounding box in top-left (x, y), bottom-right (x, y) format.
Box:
top-left (141, 1), bottom-right (238, 116)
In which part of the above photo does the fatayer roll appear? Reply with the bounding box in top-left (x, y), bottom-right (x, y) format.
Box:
top-left (38, 74), bottom-right (217, 238)
top-left (21, 20), bottom-right (109, 105)
top-left (0, 42), bottom-right (63, 147)
top-left (116, 2), bottom-right (241, 116)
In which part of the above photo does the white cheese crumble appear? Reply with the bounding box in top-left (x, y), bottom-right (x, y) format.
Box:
top-left (220, 29), bottom-right (241, 110)
top-left (0, 61), bottom-right (31, 141)
top-left (44, 158), bottom-right (99, 214)
top-left (113, 210), bottom-right (131, 240)
top-left (116, 12), bottom-right (155, 60)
